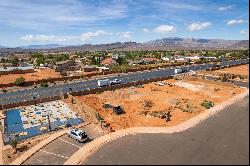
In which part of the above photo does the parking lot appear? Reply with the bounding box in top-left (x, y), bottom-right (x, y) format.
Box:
top-left (22, 123), bottom-right (103, 165)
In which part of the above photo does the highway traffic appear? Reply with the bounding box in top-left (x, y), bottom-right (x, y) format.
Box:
top-left (0, 59), bottom-right (248, 106)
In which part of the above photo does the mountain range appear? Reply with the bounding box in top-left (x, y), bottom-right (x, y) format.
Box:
top-left (0, 37), bottom-right (248, 53)
top-left (20, 44), bottom-right (64, 49)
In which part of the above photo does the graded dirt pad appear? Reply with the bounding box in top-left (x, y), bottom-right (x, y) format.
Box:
top-left (217, 64), bottom-right (249, 76)
top-left (75, 78), bottom-right (245, 130)
top-left (0, 68), bottom-right (62, 85)
top-left (199, 64), bottom-right (249, 77)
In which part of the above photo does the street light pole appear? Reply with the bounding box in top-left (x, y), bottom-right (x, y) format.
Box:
top-left (47, 110), bottom-right (52, 131)
top-left (33, 93), bottom-right (37, 106)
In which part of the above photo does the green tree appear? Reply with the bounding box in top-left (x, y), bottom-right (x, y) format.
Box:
top-left (91, 56), bottom-right (97, 65)
top-left (11, 56), bottom-right (19, 67)
top-left (36, 58), bottom-right (45, 65)
top-left (117, 57), bottom-right (127, 65)
top-left (32, 52), bottom-right (45, 65)
top-left (10, 140), bottom-right (18, 149)
top-left (15, 77), bottom-right (25, 86)
top-left (1, 58), bottom-right (5, 63)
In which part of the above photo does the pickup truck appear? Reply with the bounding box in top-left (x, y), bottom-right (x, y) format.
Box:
top-left (110, 79), bottom-right (122, 85)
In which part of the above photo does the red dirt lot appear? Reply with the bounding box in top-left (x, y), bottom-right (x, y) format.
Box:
top-left (75, 77), bottom-right (245, 130)
top-left (0, 68), bottom-right (62, 84)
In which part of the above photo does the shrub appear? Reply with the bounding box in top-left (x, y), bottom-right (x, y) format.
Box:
top-left (176, 101), bottom-right (181, 105)
top-left (201, 100), bottom-right (215, 109)
top-left (96, 113), bottom-right (104, 122)
top-left (182, 108), bottom-right (189, 112)
top-left (14, 77), bottom-right (25, 86)
top-left (40, 80), bottom-right (49, 87)
top-left (10, 140), bottom-right (18, 149)
top-left (2, 89), bottom-right (7, 93)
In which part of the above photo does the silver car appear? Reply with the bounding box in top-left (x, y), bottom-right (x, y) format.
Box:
top-left (67, 128), bottom-right (88, 143)
top-left (110, 79), bottom-right (122, 85)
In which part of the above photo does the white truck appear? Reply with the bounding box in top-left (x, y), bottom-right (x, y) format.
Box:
top-left (98, 79), bottom-right (110, 87)
top-left (110, 79), bottom-right (122, 85)
top-left (174, 68), bottom-right (183, 74)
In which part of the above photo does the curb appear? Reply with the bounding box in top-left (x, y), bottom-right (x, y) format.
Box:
top-left (64, 89), bottom-right (249, 165)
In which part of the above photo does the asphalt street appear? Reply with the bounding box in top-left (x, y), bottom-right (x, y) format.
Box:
top-left (84, 95), bottom-right (249, 165)
top-left (0, 59), bottom-right (248, 106)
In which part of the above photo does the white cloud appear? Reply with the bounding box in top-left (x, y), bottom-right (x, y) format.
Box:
top-left (116, 32), bottom-right (133, 38)
top-left (142, 28), bottom-right (150, 32)
top-left (22, 30), bottom-right (113, 42)
top-left (80, 30), bottom-right (113, 41)
top-left (217, 5), bottom-right (233, 11)
top-left (21, 30), bottom-right (132, 42)
top-left (240, 29), bottom-right (249, 35)
top-left (154, 1), bottom-right (203, 11)
top-left (227, 19), bottom-right (246, 25)
top-left (21, 35), bottom-right (75, 42)
top-left (187, 22), bottom-right (211, 31)
top-left (153, 25), bottom-right (176, 34)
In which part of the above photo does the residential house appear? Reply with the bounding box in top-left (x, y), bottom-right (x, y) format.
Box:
top-left (185, 55), bottom-right (204, 62)
top-left (101, 58), bottom-right (117, 66)
top-left (55, 60), bottom-right (75, 72)
top-left (81, 65), bottom-right (99, 72)
top-left (0, 63), bottom-right (12, 68)
top-left (127, 59), bottom-right (141, 66)
top-left (98, 66), bottom-right (109, 72)
top-left (112, 52), bottom-right (126, 60)
top-left (173, 55), bottom-right (188, 63)
top-left (161, 56), bottom-right (173, 62)
top-left (19, 61), bottom-right (32, 67)
top-left (140, 58), bottom-right (160, 64)
top-left (0, 66), bottom-right (34, 75)
top-left (204, 57), bottom-right (217, 61)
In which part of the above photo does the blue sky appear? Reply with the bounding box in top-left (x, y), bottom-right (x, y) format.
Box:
top-left (0, 0), bottom-right (249, 47)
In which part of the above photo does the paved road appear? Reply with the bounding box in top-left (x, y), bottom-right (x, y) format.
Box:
top-left (84, 96), bottom-right (249, 165)
top-left (0, 59), bottom-right (248, 106)
top-left (23, 123), bottom-right (104, 165)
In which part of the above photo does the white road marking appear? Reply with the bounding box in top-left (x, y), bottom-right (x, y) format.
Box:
top-left (58, 138), bottom-right (81, 149)
top-left (39, 150), bottom-right (68, 159)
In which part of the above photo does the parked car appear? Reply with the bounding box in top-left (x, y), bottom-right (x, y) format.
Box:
top-left (110, 79), bottom-right (122, 85)
top-left (67, 128), bottom-right (88, 143)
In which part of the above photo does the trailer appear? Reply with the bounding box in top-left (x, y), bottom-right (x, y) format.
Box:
top-left (98, 79), bottom-right (110, 87)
